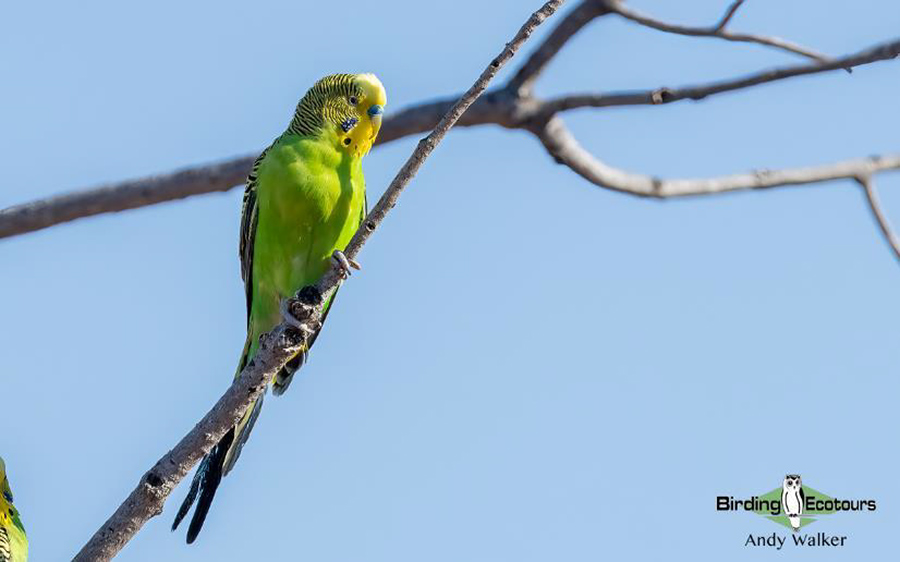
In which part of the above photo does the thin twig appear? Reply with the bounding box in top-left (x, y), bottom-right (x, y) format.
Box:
top-left (859, 175), bottom-right (900, 264)
top-left (71, 2), bottom-right (566, 560)
top-left (607, 0), bottom-right (832, 63)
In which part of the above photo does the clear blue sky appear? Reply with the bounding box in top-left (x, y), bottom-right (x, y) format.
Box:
top-left (2, 1), bottom-right (899, 560)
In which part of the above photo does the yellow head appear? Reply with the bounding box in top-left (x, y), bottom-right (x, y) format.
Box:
top-left (288, 73), bottom-right (387, 157)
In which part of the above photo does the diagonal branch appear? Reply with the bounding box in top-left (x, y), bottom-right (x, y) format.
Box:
top-left (71, 2), bottom-right (566, 560)
top-left (540, 36), bottom-right (900, 114)
top-left (859, 175), bottom-right (900, 264)
top-left (606, 0), bottom-right (833, 63)
top-left (534, 116), bottom-right (900, 197)
top-left (506, 0), bottom-right (612, 95)
top-left (541, 35), bottom-right (900, 117)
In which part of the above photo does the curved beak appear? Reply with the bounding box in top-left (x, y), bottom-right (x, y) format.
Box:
top-left (367, 104), bottom-right (384, 140)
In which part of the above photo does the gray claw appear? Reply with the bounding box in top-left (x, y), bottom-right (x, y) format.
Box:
top-left (331, 250), bottom-right (361, 279)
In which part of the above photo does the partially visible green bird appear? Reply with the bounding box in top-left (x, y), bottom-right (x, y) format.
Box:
top-left (173, 73), bottom-right (387, 543)
top-left (0, 457), bottom-right (27, 562)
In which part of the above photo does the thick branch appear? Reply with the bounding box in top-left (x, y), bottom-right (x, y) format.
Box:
top-left (0, 91), bottom-right (525, 240)
top-left (606, 0), bottom-right (832, 63)
top-left (376, 87), bottom-right (524, 144)
top-left (0, 157), bottom-right (254, 239)
top-left (535, 116), bottom-right (900, 197)
top-left (72, 2), bottom-right (565, 560)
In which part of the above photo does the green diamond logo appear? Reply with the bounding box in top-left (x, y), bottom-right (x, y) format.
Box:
top-left (751, 479), bottom-right (837, 530)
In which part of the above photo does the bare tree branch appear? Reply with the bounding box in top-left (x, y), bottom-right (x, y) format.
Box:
top-left (71, 2), bottom-right (566, 560)
top-left (0, 91), bottom-right (528, 240)
top-left (2, 3), bottom-right (899, 242)
top-left (539, 37), bottom-right (900, 115)
top-left (71, 324), bottom-right (304, 562)
top-left (377, 88), bottom-right (528, 143)
top-left (606, 0), bottom-right (833, 63)
top-left (859, 175), bottom-right (900, 264)
top-left (507, 0), bottom-right (612, 95)
top-left (0, 157), bottom-right (254, 239)
top-left (534, 116), bottom-right (900, 197)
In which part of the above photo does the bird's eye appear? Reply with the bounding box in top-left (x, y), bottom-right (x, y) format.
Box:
top-left (2, 491), bottom-right (12, 503)
top-left (349, 96), bottom-right (358, 105)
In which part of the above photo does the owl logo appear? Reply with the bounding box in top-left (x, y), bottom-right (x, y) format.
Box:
top-left (781, 474), bottom-right (805, 531)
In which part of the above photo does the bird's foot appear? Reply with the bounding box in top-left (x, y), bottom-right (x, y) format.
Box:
top-left (331, 250), bottom-right (361, 280)
top-left (280, 297), bottom-right (320, 336)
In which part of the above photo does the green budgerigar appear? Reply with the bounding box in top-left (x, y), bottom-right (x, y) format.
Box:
top-left (0, 457), bottom-right (27, 562)
top-left (173, 73), bottom-right (386, 543)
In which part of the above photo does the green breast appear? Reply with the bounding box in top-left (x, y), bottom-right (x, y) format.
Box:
top-left (249, 133), bottom-right (366, 338)
top-left (0, 521), bottom-right (27, 562)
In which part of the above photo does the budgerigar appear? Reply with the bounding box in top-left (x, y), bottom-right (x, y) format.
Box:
top-left (173, 73), bottom-right (386, 543)
top-left (0, 457), bottom-right (27, 562)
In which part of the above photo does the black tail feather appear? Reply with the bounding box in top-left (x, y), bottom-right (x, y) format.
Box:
top-left (171, 459), bottom-right (203, 532)
top-left (172, 284), bottom-right (337, 541)
top-left (172, 427), bottom-right (235, 544)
